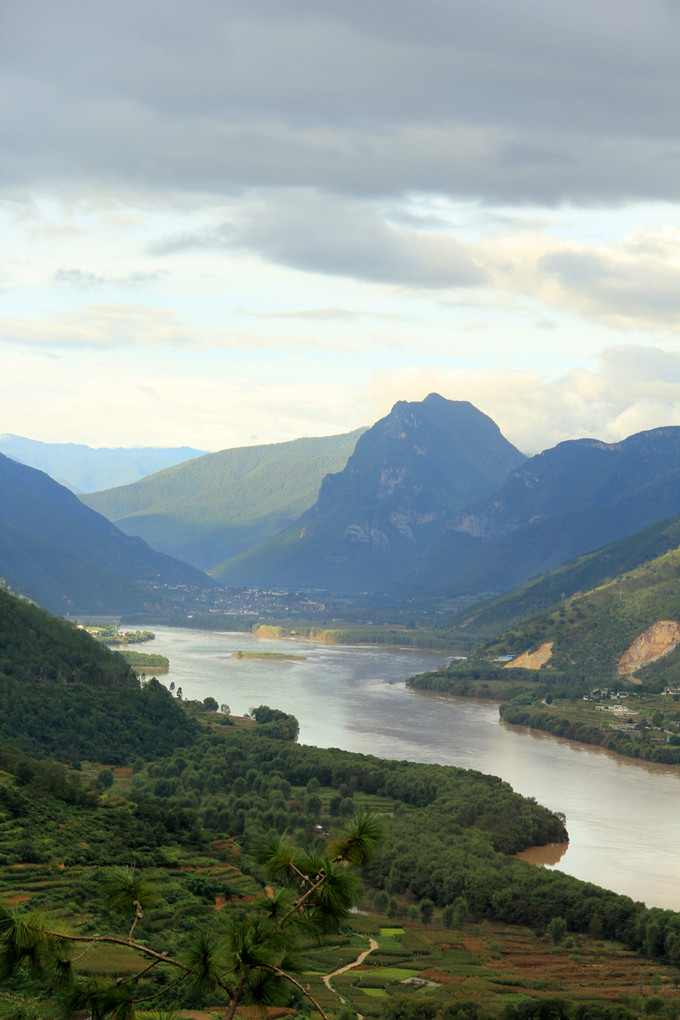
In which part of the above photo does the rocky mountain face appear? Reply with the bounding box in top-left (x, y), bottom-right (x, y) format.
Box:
top-left (216, 394), bottom-right (526, 591)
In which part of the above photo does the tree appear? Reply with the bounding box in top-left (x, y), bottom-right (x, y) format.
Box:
top-left (419, 898), bottom-right (435, 925)
top-left (203, 696), bottom-right (219, 712)
top-left (0, 810), bottom-right (382, 1019)
top-left (96, 767), bottom-right (114, 790)
top-left (547, 915), bottom-right (568, 945)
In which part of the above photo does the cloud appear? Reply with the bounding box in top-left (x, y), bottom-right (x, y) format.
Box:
top-left (2, 1), bottom-right (679, 206)
top-left (0, 304), bottom-right (205, 349)
top-left (53, 268), bottom-right (163, 288)
top-left (153, 199), bottom-right (680, 332)
top-left (357, 345), bottom-right (680, 454)
top-left (153, 191), bottom-right (486, 289)
top-left (480, 226), bottom-right (680, 333)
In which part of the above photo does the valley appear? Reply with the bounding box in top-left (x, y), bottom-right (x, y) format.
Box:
top-left (4, 397), bottom-right (680, 1018)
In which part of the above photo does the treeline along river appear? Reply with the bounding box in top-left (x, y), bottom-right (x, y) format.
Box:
top-left (137, 625), bottom-right (680, 912)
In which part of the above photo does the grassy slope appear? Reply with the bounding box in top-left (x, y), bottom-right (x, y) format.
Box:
top-left (83, 428), bottom-right (366, 571)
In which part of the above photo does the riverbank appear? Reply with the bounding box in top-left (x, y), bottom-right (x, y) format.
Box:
top-left (407, 665), bottom-right (680, 768)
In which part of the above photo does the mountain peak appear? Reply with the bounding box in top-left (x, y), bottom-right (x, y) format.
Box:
top-left (218, 395), bottom-right (526, 592)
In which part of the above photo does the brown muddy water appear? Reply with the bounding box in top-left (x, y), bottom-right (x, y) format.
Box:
top-left (140, 625), bottom-right (680, 912)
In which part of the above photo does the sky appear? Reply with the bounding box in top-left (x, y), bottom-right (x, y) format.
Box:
top-left (2, 0), bottom-right (680, 455)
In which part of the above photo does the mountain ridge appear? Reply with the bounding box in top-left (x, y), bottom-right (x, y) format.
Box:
top-left (215, 394), bottom-right (527, 591)
top-left (0, 452), bottom-right (212, 614)
top-left (83, 429), bottom-right (367, 570)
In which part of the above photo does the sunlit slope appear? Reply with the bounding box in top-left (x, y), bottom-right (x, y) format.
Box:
top-left (472, 538), bottom-right (680, 684)
top-left (216, 395), bottom-right (526, 591)
top-left (83, 429), bottom-right (366, 571)
top-left (0, 452), bottom-right (212, 614)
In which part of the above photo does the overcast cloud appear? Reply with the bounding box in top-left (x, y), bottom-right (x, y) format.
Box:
top-left (1, 0), bottom-right (680, 448)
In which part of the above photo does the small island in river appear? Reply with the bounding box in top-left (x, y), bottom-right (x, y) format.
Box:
top-left (231, 650), bottom-right (307, 661)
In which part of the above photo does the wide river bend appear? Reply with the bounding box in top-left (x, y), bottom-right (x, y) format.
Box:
top-left (138, 626), bottom-right (680, 912)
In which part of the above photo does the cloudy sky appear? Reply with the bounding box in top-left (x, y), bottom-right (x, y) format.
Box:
top-left (2, 0), bottom-right (680, 454)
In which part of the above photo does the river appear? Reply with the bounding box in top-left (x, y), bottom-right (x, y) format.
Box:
top-left (136, 625), bottom-right (680, 912)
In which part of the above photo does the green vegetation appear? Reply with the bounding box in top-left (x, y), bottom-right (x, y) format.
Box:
top-left (0, 811), bottom-right (382, 1020)
top-left (2, 720), bottom-right (680, 1018)
top-left (5, 584), bottom-right (680, 1017)
top-left (84, 624), bottom-right (155, 646)
top-left (83, 428), bottom-right (366, 571)
top-left (439, 513), bottom-right (680, 643)
top-left (0, 589), bottom-right (196, 764)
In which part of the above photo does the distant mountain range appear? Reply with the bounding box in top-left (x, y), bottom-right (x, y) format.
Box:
top-left (215, 395), bottom-right (527, 590)
top-left (0, 435), bottom-right (207, 492)
top-left (83, 429), bottom-right (367, 571)
top-left (9, 395), bottom-right (680, 612)
top-left (0, 453), bottom-right (212, 614)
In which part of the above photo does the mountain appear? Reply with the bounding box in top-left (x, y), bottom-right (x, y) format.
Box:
top-left (411, 426), bottom-right (680, 598)
top-left (215, 395), bottom-right (527, 591)
top-left (0, 453), bottom-right (213, 614)
top-left (0, 434), bottom-right (207, 492)
top-left (82, 429), bottom-right (367, 571)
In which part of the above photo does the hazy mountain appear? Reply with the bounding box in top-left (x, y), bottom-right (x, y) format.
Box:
top-left (0, 452), bottom-right (212, 614)
top-left (412, 427), bottom-right (680, 598)
top-left (0, 434), bottom-right (207, 493)
top-left (216, 395), bottom-right (526, 591)
top-left (82, 429), bottom-right (366, 570)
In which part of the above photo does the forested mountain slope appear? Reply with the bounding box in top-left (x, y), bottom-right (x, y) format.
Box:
top-left (0, 452), bottom-right (212, 614)
top-left (0, 588), bottom-right (197, 763)
top-left (0, 433), bottom-right (206, 492)
top-left (215, 395), bottom-right (526, 591)
top-left (83, 428), bottom-right (366, 570)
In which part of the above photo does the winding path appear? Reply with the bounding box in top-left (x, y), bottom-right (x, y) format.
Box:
top-left (323, 935), bottom-right (379, 1005)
